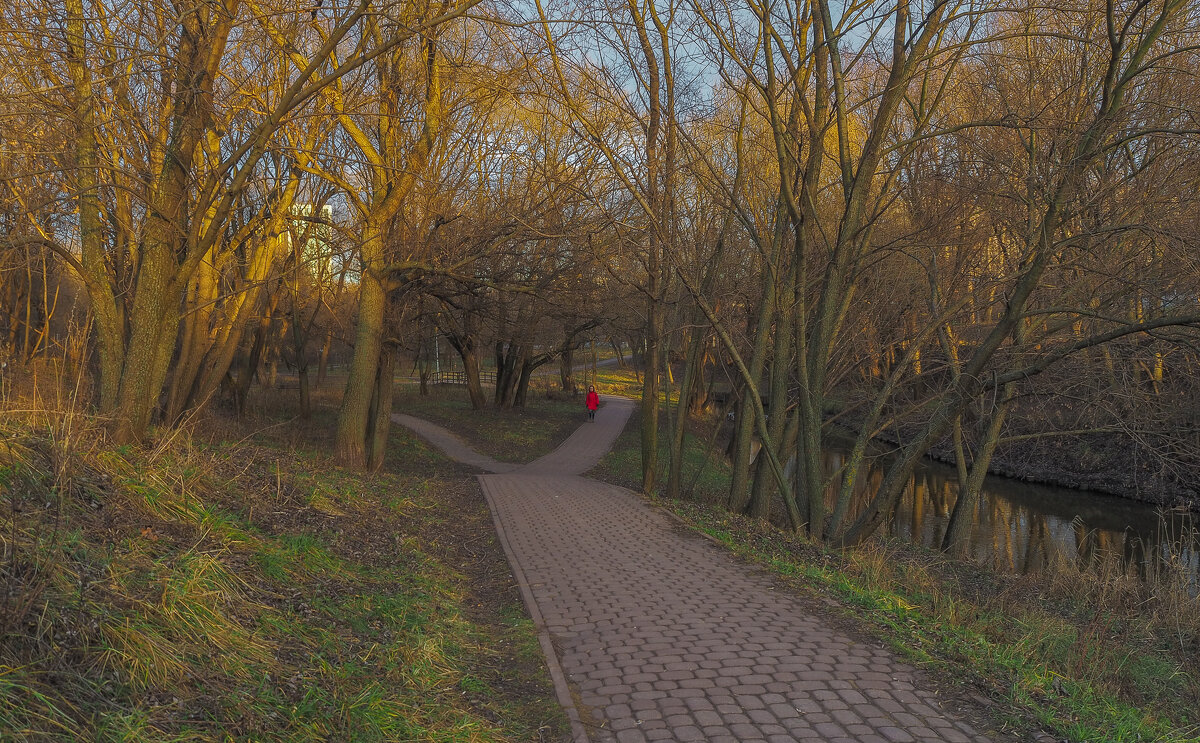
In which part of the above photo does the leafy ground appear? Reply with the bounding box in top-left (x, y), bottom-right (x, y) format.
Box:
top-left (0, 383), bottom-right (568, 742)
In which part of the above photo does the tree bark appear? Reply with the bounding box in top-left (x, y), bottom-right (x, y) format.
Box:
top-left (746, 264), bottom-right (796, 519)
top-left (560, 343), bottom-right (575, 394)
top-left (942, 385), bottom-right (1013, 556)
top-left (515, 357), bottom-right (538, 408)
top-left (366, 346), bottom-right (395, 471)
top-left (666, 323), bottom-right (700, 500)
top-left (298, 363), bottom-right (312, 420)
top-left (65, 0), bottom-right (123, 413)
top-left (448, 333), bottom-right (487, 410)
top-left (335, 29), bottom-right (443, 467)
top-left (335, 223), bottom-right (387, 466)
top-left (730, 204), bottom-right (787, 511)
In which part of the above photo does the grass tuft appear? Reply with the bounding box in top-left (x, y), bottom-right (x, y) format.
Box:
top-left (0, 379), bottom-right (568, 741)
top-left (667, 500), bottom-right (1200, 742)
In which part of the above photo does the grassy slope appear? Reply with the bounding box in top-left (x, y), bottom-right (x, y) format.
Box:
top-left (9, 366), bottom-right (1196, 742)
top-left (0, 388), bottom-right (568, 742)
top-left (589, 369), bottom-right (1200, 743)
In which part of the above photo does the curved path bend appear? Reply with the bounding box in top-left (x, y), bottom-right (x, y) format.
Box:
top-left (394, 399), bottom-right (1007, 743)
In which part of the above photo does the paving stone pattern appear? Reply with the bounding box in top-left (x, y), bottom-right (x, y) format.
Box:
top-left (397, 398), bottom-right (1004, 743)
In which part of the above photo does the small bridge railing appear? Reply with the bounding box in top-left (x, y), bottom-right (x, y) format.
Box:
top-left (429, 369), bottom-right (497, 386)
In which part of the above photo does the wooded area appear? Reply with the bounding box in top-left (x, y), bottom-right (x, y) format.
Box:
top-left (2, 0), bottom-right (1199, 546)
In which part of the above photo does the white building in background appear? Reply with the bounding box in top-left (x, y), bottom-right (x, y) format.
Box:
top-left (286, 203), bottom-right (337, 277)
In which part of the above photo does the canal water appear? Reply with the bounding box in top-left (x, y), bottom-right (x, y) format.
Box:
top-left (823, 446), bottom-right (1200, 586)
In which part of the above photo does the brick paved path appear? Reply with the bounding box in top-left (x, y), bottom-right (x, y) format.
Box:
top-left (394, 398), bottom-right (1007, 743)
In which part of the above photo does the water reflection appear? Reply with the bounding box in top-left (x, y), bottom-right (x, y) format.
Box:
top-left (822, 446), bottom-right (1200, 587)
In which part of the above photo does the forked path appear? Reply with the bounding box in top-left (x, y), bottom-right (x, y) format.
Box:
top-left (394, 399), bottom-right (1008, 743)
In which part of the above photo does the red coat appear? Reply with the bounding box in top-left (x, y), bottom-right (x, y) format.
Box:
top-left (585, 390), bottom-right (600, 410)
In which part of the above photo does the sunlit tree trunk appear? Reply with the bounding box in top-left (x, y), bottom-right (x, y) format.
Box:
top-left (335, 28), bottom-right (444, 466)
top-left (177, 228), bottom-right (286, 419)
top-left (337, 219), bottom-right (388, 466)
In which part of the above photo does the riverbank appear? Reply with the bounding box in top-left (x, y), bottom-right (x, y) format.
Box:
top-left (777, 370), bottom-right (1194, 512)
top-left (664, 499), bottom-right (1200, 743)
top-left (597, 358), bottom-right (1200, 511)
top-left (581, 395), bottom-right (1200, 743)
top-left (862, 419), bottom-right (1200, 512)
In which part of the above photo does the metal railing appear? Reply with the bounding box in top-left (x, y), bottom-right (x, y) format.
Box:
top-left (429, 369), bottom-right (497, 386)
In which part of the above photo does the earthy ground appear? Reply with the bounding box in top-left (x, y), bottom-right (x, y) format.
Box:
top-left (0, 382), bottom-right (571, 741)
top-left (5, 372), bottom-right (1194, 742)
top-left (231, 390), bottom-right (574, 741)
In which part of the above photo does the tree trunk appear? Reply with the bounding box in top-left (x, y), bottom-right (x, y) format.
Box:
top-left (417, 342), bottom-right (431, 396)
top-left (515, 358), bottom-right (537, 408)
top-left (747, 410), bottom-right (799, 520)
top-left (668, 225), bottom-right (726, 500)
top-left (460, 343), bottom-right (487, 410)
top-left (745, 278), bottom-right (795, 519)
top-left (641, 311), bottom-right (662, 494)
top-left (335, 224), bottom-right (387, 467)
top-left (730, 209), bottom-right (786, 511)
top-left (494, 340), bottom-right (516, 406)
top-left (232, 301), bottom-right (273, 417)
top-left (178, 231), bottom-right (286, 418)
top-left (495, 339), bottom-right (527, 409)
top-left (318, 326), bottom-right (333, 386)
top-left (298, 363), bottom-right (311, 420)
top-left (688, 337), bottom-right (710, 416)
top-left (65, 0), bottom-right (123, 413)
top-left (560, 343), bottom-right (575, 393)
top-left (500, 343), bottom-right (528, 409)
top-left (366, 346), bottom-right (395, 472)
top-left (165, 255), bottom-right (217, 422)
top-left (666, 323), bottom-right (701, 500)
top-left (111, 247), bottom-right (177, 442)
top-left (611, 338), bottom-right (626, 367)
top-left (942, 389), bottom-right (1013, 555)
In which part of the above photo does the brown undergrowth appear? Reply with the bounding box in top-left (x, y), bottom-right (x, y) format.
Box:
top-left (0, 378), bottom-right (568, 741)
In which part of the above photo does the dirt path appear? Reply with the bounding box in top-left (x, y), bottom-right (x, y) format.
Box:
top-left (394, 398), bottom-right (1010, 743)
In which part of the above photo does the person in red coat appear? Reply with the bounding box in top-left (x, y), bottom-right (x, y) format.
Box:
top-left (585, 385), bottom-right (600, 420)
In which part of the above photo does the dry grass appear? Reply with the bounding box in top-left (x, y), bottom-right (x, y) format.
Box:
top-left (577, 366), bottom-right (1200, 740)
top-left (0, 367), bottom-right (568, 741)
top-left (667, 500), bottom-right (1200, 742)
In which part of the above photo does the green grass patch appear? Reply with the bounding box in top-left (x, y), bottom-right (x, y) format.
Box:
top-left (663, 501), bottom-right (1200, 743)
top-left (590, 379), bottom-right (731, 502)
top-left (592, 366), bottom-right (680, 406)
top-left (396, 387), bottom-right (582, 463)
top-left (0, 391), bottom-right (567, 741)
top-left (586, 374), bottom-right (1200, 742)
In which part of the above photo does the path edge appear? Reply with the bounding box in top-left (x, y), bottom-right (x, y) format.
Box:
top-left (476, 474), bottom-right (592, 743)
top-left (522, 395), bottom-right (634, 476)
